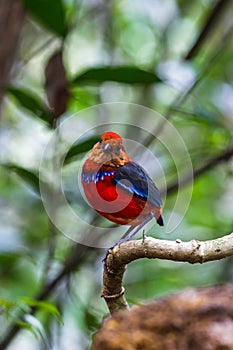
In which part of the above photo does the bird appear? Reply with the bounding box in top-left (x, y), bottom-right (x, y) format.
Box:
top-left (81, 131), bottom-right (164, 249)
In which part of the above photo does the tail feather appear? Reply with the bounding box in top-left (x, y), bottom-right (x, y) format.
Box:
top-left (156, 215), bottom-right (164, 226)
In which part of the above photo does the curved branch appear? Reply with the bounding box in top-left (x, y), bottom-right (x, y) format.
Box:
top-left (102, 233), bottom-right (233, 314)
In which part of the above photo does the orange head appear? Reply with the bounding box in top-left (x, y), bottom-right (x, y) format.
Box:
top-left (101, 132), bottom-right (122, 143)
top-left (87, 131), bottom-right (130, 166)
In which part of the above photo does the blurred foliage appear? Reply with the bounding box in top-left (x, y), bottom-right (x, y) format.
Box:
top-left (0, 0), bottom-right (233, 349)
top-left (4, 86), bottom-right (53, 125)
top-left (72, 66), bottom-right (162, 84)
top-left (21, 0), bottom-right (68, 37)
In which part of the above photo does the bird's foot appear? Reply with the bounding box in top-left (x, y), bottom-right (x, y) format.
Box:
top-left (142, 229), bottom-right (147, 243)
top-left (102, 213), bottom-right (155, 265)
top-left (102, 237), bottom-right (130, 265)
top-left (102, 247), bottom-right (112, 265)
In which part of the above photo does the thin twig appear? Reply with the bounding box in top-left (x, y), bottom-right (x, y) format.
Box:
top-left (165, 144), bottom-right (233, 195)
top-left (185, 0), bottom-right (230, 60)
top-left (0, 243), bottom-right (95, 350)
top-left (142, 25), bottom-right (233, 148)
top-left (22, 36), bottom-right (55, 66)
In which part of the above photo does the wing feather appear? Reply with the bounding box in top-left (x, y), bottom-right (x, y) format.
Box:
top-left (114, 161), bottom-right (162, 207)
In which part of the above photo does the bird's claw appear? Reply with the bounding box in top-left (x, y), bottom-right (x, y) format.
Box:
top-left (102, 240), bottom-right (125, 266)
top-left (102, 245), bottom-right (115, 266)
top-left (142, 229), bottom-right (147, 243)
top-left (102, 250), bottom-right (110, 265)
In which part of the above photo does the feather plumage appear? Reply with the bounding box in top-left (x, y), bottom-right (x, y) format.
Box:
top-left (81, 132), bottom-right (164, 227)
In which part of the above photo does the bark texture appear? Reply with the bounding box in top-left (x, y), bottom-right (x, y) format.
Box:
top-left (0, 0), bottom-right (25, 108)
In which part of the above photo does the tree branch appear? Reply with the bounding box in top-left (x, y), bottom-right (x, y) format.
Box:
top-left (165, 145), bottom-right (233, 195)
top-left (102, 233), bottom-right (233, 314)
top-left (185, 0), bottom-right (230, 60)
top-left (142, 27), bottom-right (233, 148)
top-left (0, 0), bottom-right (25, 109)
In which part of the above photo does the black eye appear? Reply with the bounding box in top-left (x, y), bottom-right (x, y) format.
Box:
top-left (103, 143), bottom-right (113, 152)
top-left (116, 145), bottom-right (121, 151)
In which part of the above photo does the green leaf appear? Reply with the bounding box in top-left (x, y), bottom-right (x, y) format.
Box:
top-left (0, 298), bottom-right (18, 320)
top-left (193, 106), bottom-right (222, 126)
top-left (15, 319), bottom-right (35, 331)
top-left (72, 66), bottom-right (161, 85)
top-left (0, 252), bottom-right (23, 266)
top-left (0, 298), bottom-right (17, 311)
top-left (5, 87), bottom-right (53, 126)
top-left (4, 164), bottom-right (40, 196)
top-left (21, 0), bottom-right (67, 37)
top-left (15, 319), bottom-right (38, 338)
top-left (84, 309), bottom-right (100, 332)
top-left (64, 136), bottom-right (99, 163)
top-left (20, 298), bottom-right (63, 323)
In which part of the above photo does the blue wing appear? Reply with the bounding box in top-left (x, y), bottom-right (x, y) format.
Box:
top-left (81, 169), bottom-right (115, 183)
top-left (114, 161), bottom-right (162, 207)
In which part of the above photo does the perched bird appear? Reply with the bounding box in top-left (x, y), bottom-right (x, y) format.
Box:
top-left (81, 132), bottom-right (164, 245)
